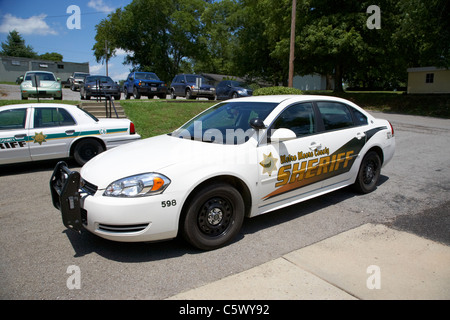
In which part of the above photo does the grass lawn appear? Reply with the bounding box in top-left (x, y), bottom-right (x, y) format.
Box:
top-left (120, 100), bottom-right (215, 139)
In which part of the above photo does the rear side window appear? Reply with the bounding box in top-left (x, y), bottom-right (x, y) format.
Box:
top-left (0, 108), bottom-right (27, 130)
top-left (34, 108), bottom-right (76, 128)
top-left (317, 102), bottom-right (354, 131)
top-left (351, 108), bottom-right (368, 125)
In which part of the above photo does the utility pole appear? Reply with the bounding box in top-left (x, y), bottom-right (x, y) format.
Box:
top-left (105, 40), bottom-right (109, 76)
top-left (288, 0), bottom-right (296, 87)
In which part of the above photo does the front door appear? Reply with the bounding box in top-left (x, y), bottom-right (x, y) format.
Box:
top-left (257, 102), bottom-right (326, 213)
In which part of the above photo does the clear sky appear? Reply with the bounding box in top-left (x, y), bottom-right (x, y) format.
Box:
top-left (0, 0), bottom-right (133, 81)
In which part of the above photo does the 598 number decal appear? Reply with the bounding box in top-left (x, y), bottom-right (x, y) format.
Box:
top-left (161, 200), bottom-right (177, 208)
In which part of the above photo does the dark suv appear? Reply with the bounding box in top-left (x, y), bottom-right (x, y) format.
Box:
top-left (123, 72), bottom-right (167, 99)
top-left (169, 74), bottom-right (216, 100)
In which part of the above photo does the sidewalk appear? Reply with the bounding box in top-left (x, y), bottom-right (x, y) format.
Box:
top-left (167, 223), bottom-right (450, 300)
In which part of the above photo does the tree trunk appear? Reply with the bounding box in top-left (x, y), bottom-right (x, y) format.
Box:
top-left (334, 64), bottom-right (344, 92)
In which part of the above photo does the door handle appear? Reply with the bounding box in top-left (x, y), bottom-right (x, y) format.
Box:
top-left (65, 130), bottom-right (75, 135)
top-left (356, 132), bottom-right (366, 140)
top-left (14, 134), bottom-right (26, 139)
top-left (309, 142), bottom-right (322, 150)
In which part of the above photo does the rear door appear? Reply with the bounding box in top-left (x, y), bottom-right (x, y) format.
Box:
top-left (0, 107), bottom-right (31, 164)
top-left (29, 106), bottom-right (79, 161)
top-left (314, 101), bottom-right (369, 188)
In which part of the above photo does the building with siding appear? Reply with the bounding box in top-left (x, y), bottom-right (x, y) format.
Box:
top-left (0, 55), bottom-right (89, 84)
top-left (407, 67), bottom-right (450, 94)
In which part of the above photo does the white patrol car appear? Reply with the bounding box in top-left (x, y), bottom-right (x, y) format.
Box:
top-left (0, 103), bottom-right (140, 166)
top-left (50, 95), bottom-right (395, 250)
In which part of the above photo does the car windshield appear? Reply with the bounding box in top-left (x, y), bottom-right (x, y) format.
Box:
top-left (25, 72), bottom-right (55, 81)
top-left (74, 73), bottom-right (89, 78)
top-left (86, 76), bottom-right (112, 83)
top-left (172, 101), bottom-right (278, 144)
top-left (135, 72), bottom-right (159, 80)
top-left (185, 75), bottom-right (211, 85)
top-left (230, 81), bottom-right (251, 89)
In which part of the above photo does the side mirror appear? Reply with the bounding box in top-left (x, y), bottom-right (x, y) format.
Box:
top-left (249, 118), bottom-right (266, 130)
top-left (271, 128), bottom-right (296, 142)
top-left (57, 77), bottom-right (61, 82)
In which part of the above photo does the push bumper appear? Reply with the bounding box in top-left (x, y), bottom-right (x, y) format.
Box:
top-left (50, 161), bottom-right (83, 233)
top-left (49, 161), bottom-right (180, 242)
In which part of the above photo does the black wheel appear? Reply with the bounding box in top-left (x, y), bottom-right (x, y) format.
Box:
top-left (181, 183), bottom-right (245, 250)
top-left (133, 87), bottom-right (141, 99)
top-left (170, 89), bottom-right (176, 99)
top-left (353, 151), bottom-right (381, 194)
top-left (186, 89), bottom-right (194, 100)
top-left (73, 139), bottom-right (104, 166)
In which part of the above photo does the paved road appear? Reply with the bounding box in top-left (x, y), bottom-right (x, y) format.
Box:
top-left (0, 100), bottom-right (449, 300)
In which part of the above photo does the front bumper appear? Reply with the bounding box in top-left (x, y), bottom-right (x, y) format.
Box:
top-left (192, 89), bottom-right (215, 98)
top-left (86, 89), bottom-right (121, 97)
top-left (22, 88), bottom-right (62, 99)
top-left (137, 85), bottom-right (167, 95)
top-left (50, 161), bottom-right (179, 242)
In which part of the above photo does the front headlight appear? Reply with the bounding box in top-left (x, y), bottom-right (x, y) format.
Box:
top-left (103, 173), bottom-right (171, 197)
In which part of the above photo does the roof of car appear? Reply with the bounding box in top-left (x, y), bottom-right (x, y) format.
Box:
top-left (0, 103), bottom-right (78, 110)
top-left (231, 94), bottom-right (358, 105)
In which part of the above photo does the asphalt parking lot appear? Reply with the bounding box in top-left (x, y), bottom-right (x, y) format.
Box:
top-left (0, 83), bottom-right (171, 101)
top-left (0, 87), bottom-right (449, 300)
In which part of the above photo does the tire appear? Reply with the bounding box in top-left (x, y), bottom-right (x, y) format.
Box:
top-left (170, 89), bottom-right (176, 99)
top-left (186, 89), bottom-right (194, 100)
top-left (124, 88), bottom-right (130, 99)
top-left (133, 87), bottom-right (141, 99)
top-left (353, 151), bottom-right (381, 194)
top-left (181, 183), bottom-right (245, 250)
top-left (73, 139), bottom-right (104, 166)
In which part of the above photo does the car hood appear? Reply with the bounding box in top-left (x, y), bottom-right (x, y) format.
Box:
top-left (80, 134), bottom-right (252, 189)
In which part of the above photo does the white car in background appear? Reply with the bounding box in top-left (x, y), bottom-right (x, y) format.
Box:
top-left (0, 103), bottom-right (140, 166)
top-left (50, 95), bottom-right (395, 250)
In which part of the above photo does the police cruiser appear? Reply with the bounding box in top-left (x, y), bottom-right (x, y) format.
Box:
top-left (50, 95), bottom-right (395, 250)
top-left (0, 103), bottom-right (140, 166)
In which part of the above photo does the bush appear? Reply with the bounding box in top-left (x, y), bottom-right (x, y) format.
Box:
top-left (253, 86), bottom-right (303, 96)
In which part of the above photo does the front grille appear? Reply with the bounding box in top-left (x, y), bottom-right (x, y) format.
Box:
top-left (98, 223), bottom-right (149, 233)
top-left (81, 179), bottom-right (98, 196)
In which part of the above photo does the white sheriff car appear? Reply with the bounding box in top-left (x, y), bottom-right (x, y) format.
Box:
top-left (0, 103), bottom-right (140, 166)
top-left (50, 95), bottom-right (395, 250)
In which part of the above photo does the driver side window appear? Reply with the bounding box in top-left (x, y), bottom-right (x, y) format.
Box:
top-left (272, 103), bottom-right (315, 138)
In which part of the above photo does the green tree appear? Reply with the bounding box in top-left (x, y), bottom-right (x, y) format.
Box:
top-left (0, 30), bottom-right (37, 58)
top-left (93, 0), bottom-right (207, 82)
top-left (40, 52), bottom-right (63, 61)
top-left (195, 0), bottom-right (240, 74)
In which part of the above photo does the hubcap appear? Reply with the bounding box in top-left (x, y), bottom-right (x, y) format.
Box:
top-left (363, 160), bottom-right (377, 184)
top-left (208, 208), bottom-right (223, 226)
top-left (198, 197), bottom-right (232, 237)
